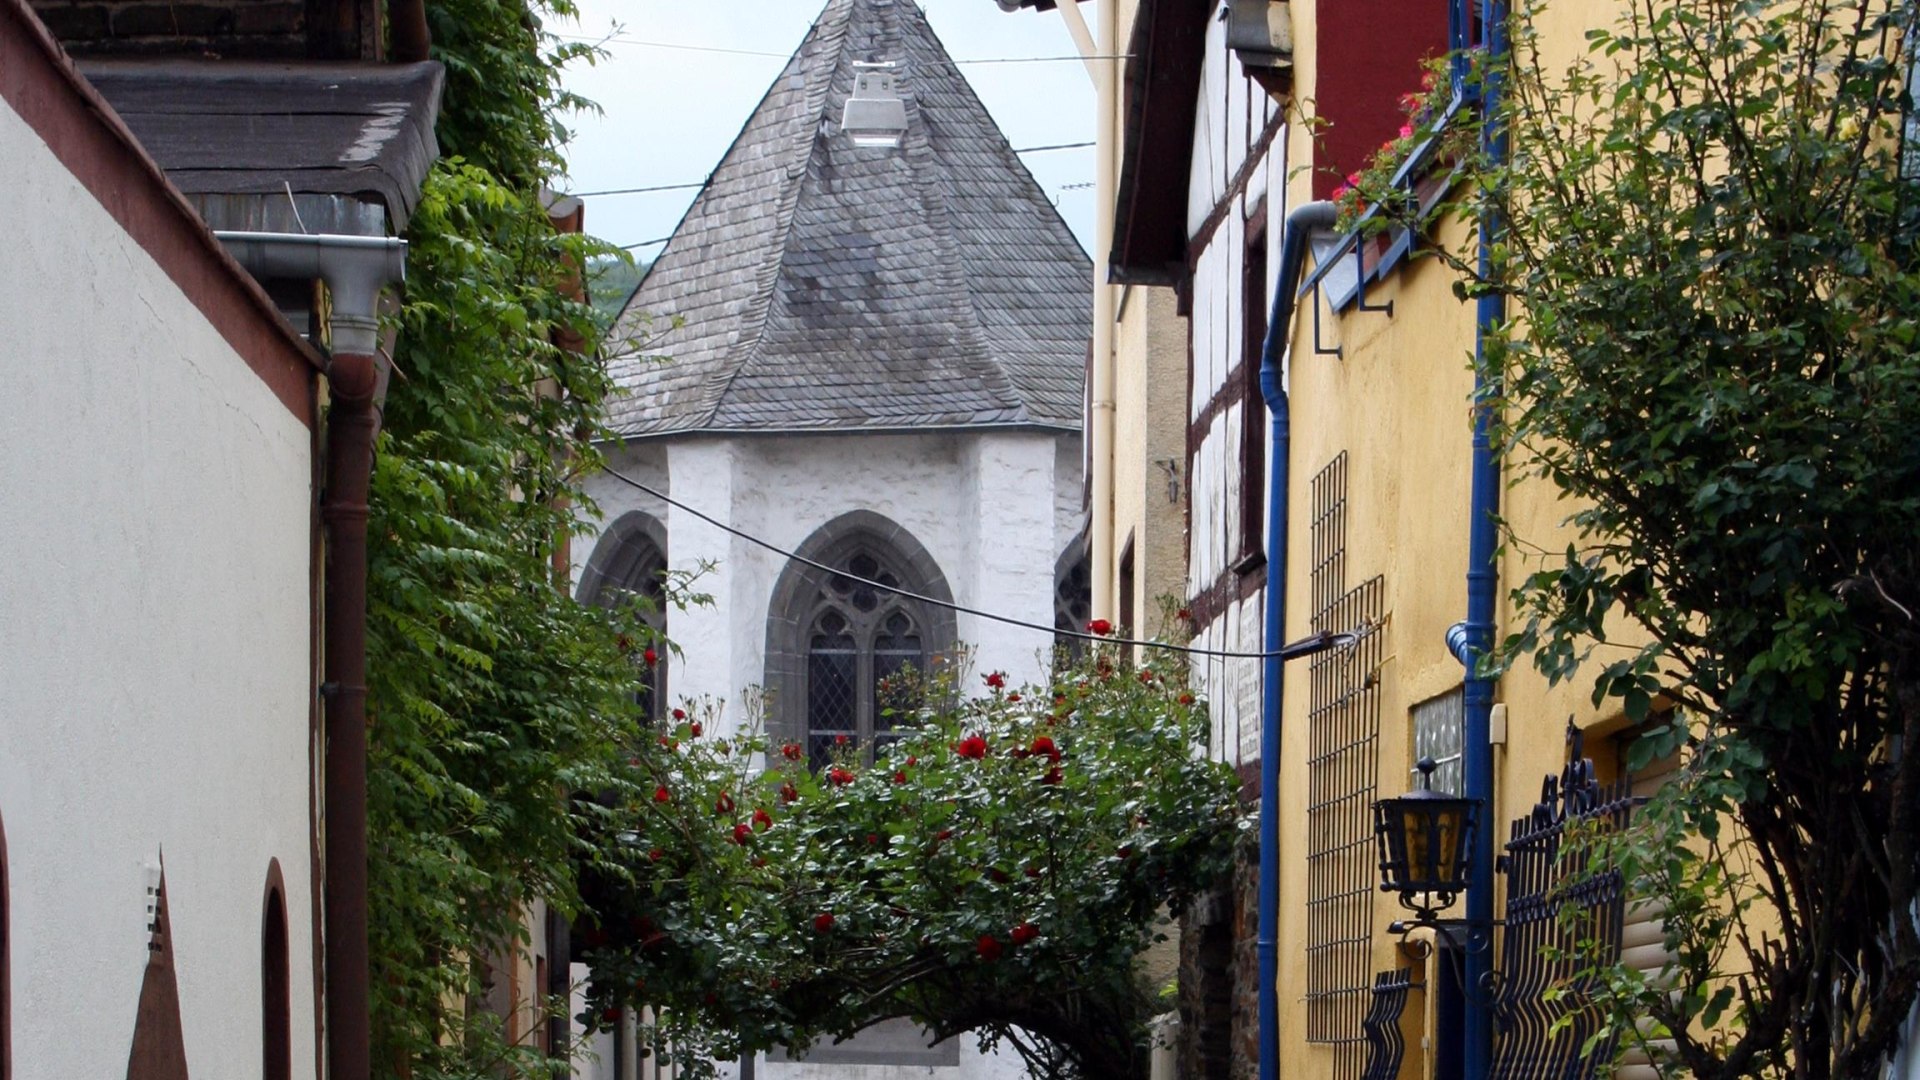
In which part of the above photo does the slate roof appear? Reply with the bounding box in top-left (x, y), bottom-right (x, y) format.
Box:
top-left (80, 60), bottom-right (444, 230)
top-left (604, 0), bottom-right (1091, 437)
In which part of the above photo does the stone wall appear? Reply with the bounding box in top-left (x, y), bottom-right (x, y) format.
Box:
top-left (1179, 838), bottom-right (1262, 1080)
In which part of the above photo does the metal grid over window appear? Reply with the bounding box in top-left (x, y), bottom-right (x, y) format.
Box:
top-left (1305, 451), bottom-right (1386, 1080)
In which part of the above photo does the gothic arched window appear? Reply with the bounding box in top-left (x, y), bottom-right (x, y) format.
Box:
top-left (767, 513), bottom-right (957, 769)
top-left (1054, 542), bottom-right (1092, 660)
top-left (579, 512), bottom-right (670, 724)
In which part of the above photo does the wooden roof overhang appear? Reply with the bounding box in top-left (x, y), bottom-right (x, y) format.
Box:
top-left (1108, 0), bottom-right (1210, 287)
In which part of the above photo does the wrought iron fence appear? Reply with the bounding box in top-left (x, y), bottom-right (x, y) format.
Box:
top-left (1490, 726), bottom-right (1636, 1080)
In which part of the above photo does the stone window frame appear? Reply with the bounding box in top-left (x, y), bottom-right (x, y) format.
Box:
top-left (578, 511), bottom-right (671, 724)
top-left (764, 511), bottom-right (957, 767)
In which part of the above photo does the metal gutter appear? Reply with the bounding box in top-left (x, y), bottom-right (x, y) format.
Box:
top-left (216, 230), bottom-right (406, 1080)
top-left (1456, 3), bottom-right (1510, 1072)
top-left (1258, 198), bottom-right (1339, 1080)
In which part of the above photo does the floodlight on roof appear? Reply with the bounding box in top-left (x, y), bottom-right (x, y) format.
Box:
top-left (842, 61), bottom-right (908, 150)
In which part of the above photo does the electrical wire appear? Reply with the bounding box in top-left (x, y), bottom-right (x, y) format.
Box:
top-left (599, 465), bottom-right (1355, 661)
top-left (553, 31), bottom-right (1126, 66)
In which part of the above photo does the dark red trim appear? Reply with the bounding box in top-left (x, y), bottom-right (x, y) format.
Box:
top-left (127, 872), bottom-right (189, 1080)
top-left (263, 862), bottom-right (291, 1080)
top-left (1, 810), bottom-right (9, 1080)
top-left (1187, 561), bottom-right (1266, 631)
top-left (0, 0), bottom-right (321, 427)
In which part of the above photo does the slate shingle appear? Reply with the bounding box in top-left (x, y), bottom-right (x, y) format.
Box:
top-left (603, 0), bottom-right (1091, 438)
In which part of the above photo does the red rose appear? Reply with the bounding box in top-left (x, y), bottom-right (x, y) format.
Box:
top-left (1042, 766), bottom-right (1063, 785)
top-left (835, 733), bottom-right (850, 747)
top-left (1116, 845), bottom-right (1134, 860)
top-left (1010, 922), bottom-right (1039, 946)
top-left (732, 822), bottom-right (752, 844)
top-left (653, 785), bottom-right (671, 804)
top-left (990, 868), bottom-right (1010, 883)
top-left (893, 770), bottom-right (908, 784)
top-left (780, 782), bottom-right (799, 804)
top-left (672, 707), bottom-right (686, 721)
top-left (1139, 669), bottom-right (1155, 684)
top-left (1087, 618), bottom-right (1113, 636)
top-left (976, 934), bottom-right (1003, 961)
top-left (1176, 608), bottom-right (1192, 621)
top-left (828, 767), bottom-right (856, 786)
top-left (1179, 692), bottom-right (1196, 705)
top-left (602, 1005), bottom-right (621, 1023)
top-left (1007, 692), bottom-right (1021, 703)
top-left (906, 755), bottom-right (918, 766)
top-left (715, 792), bottom-right (735, 815)
top-left (1030, 736), bottom-right (1058, 760)
top-left (984, 671), bottom-right (1007, 689)
top-left (936, 828), bottom-right (953, 841)
top-left (866, 833), bottom-right (880, 845)
top-left (954, 734), bottom-right (988, 760)
top-left (648, 847), bottom-right (664, 862)
top-left (1025, 865), bottom-right (1041, 878)
top-left (814, 912), bottom-right (835, 933)
top-left (643, 647), bottom-right (658, 667)
top-left (781, 743), bottom-right (804, 761)
top-left (753, 807), bottom-right (773, 830)
top-left (689, 721), bottom-right (704, 738)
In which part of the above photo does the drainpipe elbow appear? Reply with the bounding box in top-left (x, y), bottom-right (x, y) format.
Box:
top-left (1447, 620), bottom-right (1474, 668)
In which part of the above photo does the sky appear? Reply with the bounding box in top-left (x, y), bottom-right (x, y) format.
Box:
top-left (551, 0), bottom-right (1099, 258)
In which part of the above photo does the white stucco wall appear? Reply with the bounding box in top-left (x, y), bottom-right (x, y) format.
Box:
top-left (578, 429), bottom-right (1083, 731)
top-left (0, 101), bottom-right (317, 1078)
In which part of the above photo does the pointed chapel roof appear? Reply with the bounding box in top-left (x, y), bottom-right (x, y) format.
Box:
top-left (603, 0), bottom-right (1091, 437)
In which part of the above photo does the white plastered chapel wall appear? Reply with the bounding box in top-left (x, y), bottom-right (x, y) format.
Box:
top-left (0, 100), bottom-right (317, 1079)
top-left (573, 427), bottom-right (1081, 1079)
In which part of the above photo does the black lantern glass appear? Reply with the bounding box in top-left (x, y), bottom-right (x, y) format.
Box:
top-left (1374, 758), bottom-right (1479, 919)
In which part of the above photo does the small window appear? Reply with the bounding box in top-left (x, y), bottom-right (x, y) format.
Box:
top-left (1410, 688), bottom-right (1466, 796)
top-left (580, 514), bottom-right (671, 725)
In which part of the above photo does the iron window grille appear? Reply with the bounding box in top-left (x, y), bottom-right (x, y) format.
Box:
top-left (1304, 451), bottom-right (1387, 1080)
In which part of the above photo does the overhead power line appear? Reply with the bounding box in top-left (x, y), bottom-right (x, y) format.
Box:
top-left (599, 465), bottom-right (1359, 662)
top-left (554, 31), bottom-right (1127, 66)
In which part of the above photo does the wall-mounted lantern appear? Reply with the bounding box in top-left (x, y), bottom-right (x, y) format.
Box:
top-left (1226, 0), bottom-right (1293, 98)
top-left (842, 61), bottom-right (908, 150)
top-left (1374, 757), bottom-right (1479, 924)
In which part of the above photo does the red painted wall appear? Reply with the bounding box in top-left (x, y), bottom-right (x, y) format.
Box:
top-left (1312, 0), bottom-right (1449, 198)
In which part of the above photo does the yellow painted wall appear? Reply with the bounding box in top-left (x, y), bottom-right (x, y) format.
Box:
top-left (1112, 282), bottom-right (1193, 645)
top-left (1270, 0), bottom-right (1645, 1068)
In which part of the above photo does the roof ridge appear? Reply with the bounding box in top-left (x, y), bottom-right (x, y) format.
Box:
top-left (693, 0), bottom-right (855, 428)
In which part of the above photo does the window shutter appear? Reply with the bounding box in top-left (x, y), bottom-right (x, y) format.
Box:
top-left (1616, 747), bottom-right (1681, 1080)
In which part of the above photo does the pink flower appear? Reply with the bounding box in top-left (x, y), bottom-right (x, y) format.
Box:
top-left (1399, 124), bottom-right (1415, 139)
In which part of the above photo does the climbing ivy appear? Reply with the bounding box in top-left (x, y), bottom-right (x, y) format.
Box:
top-left (365, 0), bottom-right (643, 1076)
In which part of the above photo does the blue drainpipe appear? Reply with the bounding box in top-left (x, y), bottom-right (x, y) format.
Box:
top-left (1451, 1), bottom-right (1511, 1074)
top-left (1258, 199), bottom-right (1338, 1080)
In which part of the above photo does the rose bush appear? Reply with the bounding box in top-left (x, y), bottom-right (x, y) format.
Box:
top-left (573, 648), bottom-right (1242, 1079)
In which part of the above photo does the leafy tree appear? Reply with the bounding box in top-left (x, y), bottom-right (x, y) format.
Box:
top-left (574, 651), bottom-right (1242, 1080)
top-left (1433, 0), bottom-right (1920, 1074)
top-left (364, 0), bottom-right (647, 1075)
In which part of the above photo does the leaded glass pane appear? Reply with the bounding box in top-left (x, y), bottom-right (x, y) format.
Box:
top-left (873, 621), bottom-right (923, 733)
top-left (1411, 687), bottom-right (1466, 796)
top-left (808, 628), bottom-right (857, 770)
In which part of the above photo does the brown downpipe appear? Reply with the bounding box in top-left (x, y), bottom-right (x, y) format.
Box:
top-left (388, 0), bottom-right (431, 63)
top-left (323, 351), bottom-right (380, 1080)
